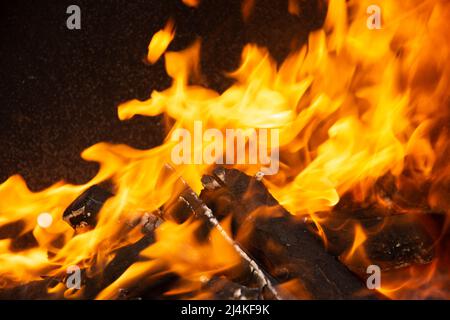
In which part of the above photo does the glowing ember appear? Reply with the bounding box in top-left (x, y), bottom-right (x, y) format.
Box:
top-left (182, 0), bottom-right (200, 8)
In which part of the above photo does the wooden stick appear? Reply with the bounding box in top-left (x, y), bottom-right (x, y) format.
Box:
top-left (200, 167), bottom-right (378, 299)
top-left (179, 187), bottom-right (282, 299)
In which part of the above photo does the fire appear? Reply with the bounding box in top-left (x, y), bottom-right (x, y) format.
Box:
top-left (288, 0), bottom-right (301, 16)
top-left (147, 19), bottom-right (175, 64)
top-left (343, 224), bottom-right (368, 263)
top-left (182, 0), bottom-right (200, 8)
top-left (1, 0), bottom-right (449, 299)
top-left (97, 217), bottom-right (241, 299)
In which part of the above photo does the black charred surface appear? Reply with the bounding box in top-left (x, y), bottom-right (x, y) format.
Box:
top-left (317, 210), bottom-right (436, 274)
top-left (200, 276), bottom-right (262, 300)
top-left (82, 232), bottom-right (157, 299)
top-left (62, 184), bottom-right (113, 229)
top-left (0, 279), bottom-right (57, 300)
top-left (200, 167), bottom-right (377, 299)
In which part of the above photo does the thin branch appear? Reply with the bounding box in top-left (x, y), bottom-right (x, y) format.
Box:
top-left (179, 187), bottom-right (282, 300)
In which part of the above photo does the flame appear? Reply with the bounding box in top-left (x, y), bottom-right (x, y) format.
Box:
top-left (147, 19), bottom-right (175, 64)
top-left (97, 217), bottom-right (240, 299)
top-left (288, 0), bottom-right (301, 16)
top-left (182, 0), bottom-right (200, 8)
top-left (1, 0), bottom-right (449, 299)
top-left (342, 224), bottom-right (368, 263)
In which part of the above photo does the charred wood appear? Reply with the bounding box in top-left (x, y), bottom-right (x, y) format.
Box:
top-left (0, 176), bottom-right (280, 299)
top-left (315, 209), bottom-right (436, 274)
top-left (62, 185), bottom-right (113, 230)
top-left (200, 167), bottom-right (378, 299)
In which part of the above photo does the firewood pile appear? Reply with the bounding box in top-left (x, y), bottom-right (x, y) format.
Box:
top-left (1, 166), bottom-right (444, 300)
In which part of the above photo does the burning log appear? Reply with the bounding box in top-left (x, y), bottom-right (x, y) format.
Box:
top-left (315, 209), bottom-right (436, 274)
top-left (0, 185), bottom-right (161, 300)
top-left (0, 215), bottom-right (162, 300)
top-left (89, 181), bottom-right (283, 300)
top-left (82, 230), bottom-right (159, 299)
top-left (0, 173), bottom-right (282, 299)
top-left (178, 186), bottom-right (283, 300)
top-left (75, 180), bottom-right (281, 299)
top-left (199, 167), bottom-right (378, 299)
top-left (4, 167), bottom-right (436, 300)
top-left (0, 278), bottom-right (58, 300)
top-left (63, 185), bottom-right (113, 230)
top-left (61, 187), bottom-right (167, 299)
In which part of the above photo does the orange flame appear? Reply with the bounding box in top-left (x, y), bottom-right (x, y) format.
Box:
top-left (182, 0), bottom-right (200, 8)
top-left (147, 19), bottom-right (175, 64)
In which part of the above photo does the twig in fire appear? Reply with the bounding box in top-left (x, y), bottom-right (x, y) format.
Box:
top-left (170, 168), bottom-right (282, 300)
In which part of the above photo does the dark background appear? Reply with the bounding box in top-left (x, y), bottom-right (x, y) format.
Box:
top-left (0, 0), bottom-right (324, 190)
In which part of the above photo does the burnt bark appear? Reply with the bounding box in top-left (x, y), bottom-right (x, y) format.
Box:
top-left (200, 167), bottom-right (378, 299)
top-left (316, 209), bottom-right (436, 274)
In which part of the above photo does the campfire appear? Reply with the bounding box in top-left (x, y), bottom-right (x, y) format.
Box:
top-left (0, 0), bottom-right (449, 300)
